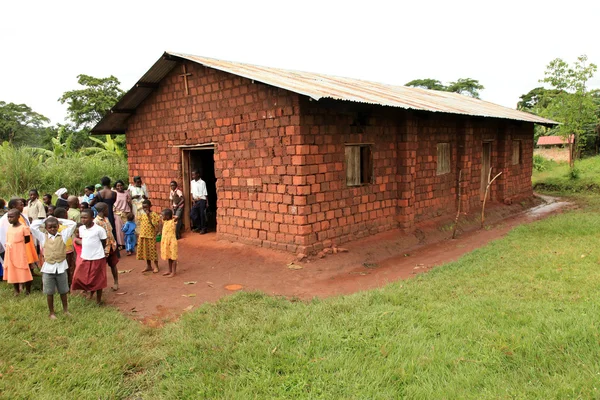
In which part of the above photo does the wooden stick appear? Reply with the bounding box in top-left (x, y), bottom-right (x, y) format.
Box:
top-left (481, 170), bottom-right (502, 229)
top-left (452, 169), bottom-right (462, 239)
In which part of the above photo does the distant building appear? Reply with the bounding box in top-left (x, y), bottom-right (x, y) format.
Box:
top-left (536, 135), bottom-right (573, 148)
top-left (92, 52), bottom-right (557, 254)
top-left (535, 135), bottom-right (573, 162)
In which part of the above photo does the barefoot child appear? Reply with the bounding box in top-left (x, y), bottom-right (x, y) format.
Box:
top-left (160, 209), bottom-right (178, 277)
top-left (71, 209), bottom-right (107, 305)
top-left (30, 216), bottom-right (77, 319)
top-left (121, 213), bottom-right (137, 256)
top-left (2, 209), bottom-right (33, 295)
top-left (137, 200), bottom-right (160, 273)
top-left (93, 203), bottom-right (119, 291)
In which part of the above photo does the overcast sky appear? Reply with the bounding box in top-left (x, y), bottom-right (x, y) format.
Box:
top-left (1, 0), bottom-right (599, 125)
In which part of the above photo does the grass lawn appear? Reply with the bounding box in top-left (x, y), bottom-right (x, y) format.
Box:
top-left (3, 196), bottom-right (600, 398)
top-left (532, 155), bottom-right (600, 192)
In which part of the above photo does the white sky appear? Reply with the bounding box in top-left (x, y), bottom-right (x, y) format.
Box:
top-left (1, 0), bottom-right (599, 125)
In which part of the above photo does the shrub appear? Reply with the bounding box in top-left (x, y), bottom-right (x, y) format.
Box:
top-left (0, 142), bottom-right (43, 198)
top-left (0, 142), bottom-right (129, 199)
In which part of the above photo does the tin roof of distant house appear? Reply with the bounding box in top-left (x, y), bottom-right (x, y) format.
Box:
top-left (537, 135), bottom-right (573, 146)
top-left (92, 51), bottom-right (559, 134)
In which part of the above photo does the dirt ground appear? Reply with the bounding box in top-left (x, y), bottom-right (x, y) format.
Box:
top-left (102, 194), bottom-right (572, 326)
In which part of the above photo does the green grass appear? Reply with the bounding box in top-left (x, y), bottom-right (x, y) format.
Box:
top-left (3, 197), bottom-right (600, 398)
top-left (533, 155), bottom-right (600, 193)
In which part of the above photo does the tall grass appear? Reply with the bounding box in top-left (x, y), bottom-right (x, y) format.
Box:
top-left (0, 142), bottom-right (42, 199)
top-left (0, 142), bottom-right (128, 199)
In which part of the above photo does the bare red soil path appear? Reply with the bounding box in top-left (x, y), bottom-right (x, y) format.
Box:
top-left (101, 195), bottom-right (571, 325)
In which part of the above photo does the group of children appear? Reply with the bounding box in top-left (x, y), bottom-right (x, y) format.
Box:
top-left (0, 185), bottom-right (179, 320)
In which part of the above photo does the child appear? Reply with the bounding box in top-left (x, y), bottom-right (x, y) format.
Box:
top-left (93, 202), bottom-right (119, 291)
top-left (53, 208), bottom-right (76, 286)
top-left (160, 208), bottom-right (178, 277)
top-left (121, 213), bottom-right (137, 256)
top-left (42, 194), bottom-right (52, 212)
top-left (47, 205), bottom-right (55, 217)
top-left (71, 209), bottom-right (107, 305)
top-left (30, 216), bottom-right (77, 319)
top-left (67, 196), bottom-right (81, 223)
top-left (80, 202), bottom-right (89, 212)
top-left (137, 200), bottom-right (161, 273)
top-left (3, 209), bottom-right (33, 295)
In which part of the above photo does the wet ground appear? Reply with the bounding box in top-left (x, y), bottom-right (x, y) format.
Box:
top-left (100, 194), bottom-right (572, 326)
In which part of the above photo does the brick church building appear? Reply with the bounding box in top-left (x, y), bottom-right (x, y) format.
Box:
top-left (92, 51), bottom-right (556, 254)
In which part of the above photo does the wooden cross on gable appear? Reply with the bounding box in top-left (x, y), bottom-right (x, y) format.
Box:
top-left (179, 65), bottom-right (192, 95)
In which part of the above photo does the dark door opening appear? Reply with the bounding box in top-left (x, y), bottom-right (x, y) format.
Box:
top-left (184, 148), bottom-right (217, 232)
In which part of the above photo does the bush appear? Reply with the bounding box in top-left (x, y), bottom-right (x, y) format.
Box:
top-left (0, 142), bottom-right (129, 200)
top-left (533, 154), bottom-right (549, 172)
top-left (0, 142), bottom-right (43, 199)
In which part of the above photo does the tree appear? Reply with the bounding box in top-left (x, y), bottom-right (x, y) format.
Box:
top-left (58, 74), bottom-right (125, 131)
top-left (405, 78), bottom-right (485, 98)
top-left (404, 79), bottom-right (446, 91)
top-left (446, 78), bottom-right (485, 98)
top-left (0, 101), bottom-right (50, 145)
top-left (517, 87), bottom-right (562, 111)
top-left (538, 55), bottom-right (598, 167)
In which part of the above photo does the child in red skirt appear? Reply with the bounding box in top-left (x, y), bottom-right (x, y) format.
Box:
top-left (71, 209), bottom-right (107, 305)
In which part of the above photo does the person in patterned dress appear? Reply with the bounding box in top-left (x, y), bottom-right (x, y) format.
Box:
top-left (160, 208), bottom-right (178, 277)
top-left (137, 200), bottom-right (160, 273)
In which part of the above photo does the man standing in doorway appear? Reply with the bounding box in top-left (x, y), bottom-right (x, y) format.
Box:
top-left (190, 170), bottom-right (208, 234)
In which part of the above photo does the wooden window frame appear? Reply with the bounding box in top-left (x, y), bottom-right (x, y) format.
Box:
top-left (512, 140), bottom-right (521, 165)
top-left (436, 142), bottom-right (451, 175)
top-left (345, 144), bottom-right (373, 186)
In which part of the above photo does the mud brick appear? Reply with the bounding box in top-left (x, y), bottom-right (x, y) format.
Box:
top-left (124, 59), bottom-right (534, 255)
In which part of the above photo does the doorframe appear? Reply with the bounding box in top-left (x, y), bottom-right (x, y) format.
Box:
top-left (177, 143), bottom-right (216, 232)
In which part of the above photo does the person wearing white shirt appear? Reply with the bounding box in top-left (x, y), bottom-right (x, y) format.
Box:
top-left (30, 217), bottom-right (77, 319)
top-left (190, 170), bottom-right (208, 234)
top-left (70, 209), bottom-right (108, 305)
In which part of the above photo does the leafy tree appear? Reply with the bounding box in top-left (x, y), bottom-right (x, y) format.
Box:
top-left (0, 101), bottom-right (50, 145)
top-left (404, 79), bottom-right (446, 91)
top-left (446, 78), bottom-right (485, 98)
top-left (58, 74), bottom-right (125, 131)
top-left (538, 55), bottom-right (598, 167)
top-left (405, 78), bottom-right (485, 98)
top-left (517, 87), bottom-right (563, 111)
top-left (58, 74), bottom-right (126, 157)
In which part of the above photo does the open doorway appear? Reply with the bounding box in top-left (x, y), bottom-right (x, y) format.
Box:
top-left (182, 147), bottom-right (217, 232)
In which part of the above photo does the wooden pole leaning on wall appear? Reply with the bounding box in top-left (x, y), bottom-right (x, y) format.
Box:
top-left (451, 169), bottom-right (462, 239)
top-left (481, 168), bottom-right (503, 229)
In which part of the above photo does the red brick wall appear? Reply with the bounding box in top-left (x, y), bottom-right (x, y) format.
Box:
top-left (296, 100), bottom-right (400, 252)
top-left (125, 60), bottom-right (535, 254)
top-left (125, 61), bottom-right (303, 252)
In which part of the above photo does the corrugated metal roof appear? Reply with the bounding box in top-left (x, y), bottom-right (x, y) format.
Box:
top-left (92, 51), bottom-right (557, 134)
top-left (537, 135), bottom-right (572, 146)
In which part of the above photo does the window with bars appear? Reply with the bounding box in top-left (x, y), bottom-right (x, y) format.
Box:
top-left (436, 143), bottom-right (451, 175)
top-left (512, 140), bottom-right (521, 165)
top-left (345, 144), bottom-right (373, 186)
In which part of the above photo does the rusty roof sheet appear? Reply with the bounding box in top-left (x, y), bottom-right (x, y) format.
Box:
top-left (91, 51), bottom-right (557, 134)
top-left (537, 135), bottom-right (573, 146)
